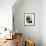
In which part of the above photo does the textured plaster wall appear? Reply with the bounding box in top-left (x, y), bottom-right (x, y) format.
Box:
top-left (13, 0), bottom-right (41, 46)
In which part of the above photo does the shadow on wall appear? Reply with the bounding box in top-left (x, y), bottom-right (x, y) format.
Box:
top-left (12, 0), bottom-right (41, 46)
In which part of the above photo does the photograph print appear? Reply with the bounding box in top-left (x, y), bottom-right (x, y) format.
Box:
top-left (24, 13), bottom-right (35, 26)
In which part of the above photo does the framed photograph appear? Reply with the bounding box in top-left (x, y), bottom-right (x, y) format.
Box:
top-left (24, 13), bottom-right (35, 26)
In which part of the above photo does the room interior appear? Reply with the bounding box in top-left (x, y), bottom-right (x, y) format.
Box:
top-left (0, 0), bottom-right (46, 46)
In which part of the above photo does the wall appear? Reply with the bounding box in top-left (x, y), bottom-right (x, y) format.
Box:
top-left (13, 0), bottom-right (41, 46)
top-left (0, 0), bottom-right (17, 38)
top-left (41, 0), bottom-right (46, 46)
top-left (0, 0), bottom-right (16, 30)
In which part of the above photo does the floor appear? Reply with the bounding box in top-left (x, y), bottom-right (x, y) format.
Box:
top-left (0, 33), bottom-right (23, 46)
top-left (0, 39), bottom-right (16, 46)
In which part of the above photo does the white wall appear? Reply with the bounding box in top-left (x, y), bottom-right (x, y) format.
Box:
top-left (41, 0), bottom-right (46, 46)
top-left (0, 0), bottom-right (16, 30)
top-left (13, 0), bottom-right (41, 46)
